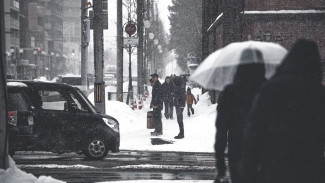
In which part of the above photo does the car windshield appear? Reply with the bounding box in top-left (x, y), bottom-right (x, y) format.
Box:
top-left (75, 89), bottom-right (98, 114)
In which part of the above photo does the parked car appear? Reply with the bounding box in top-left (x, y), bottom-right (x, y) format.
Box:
top-left (7, 81), bottom-right (120, 160)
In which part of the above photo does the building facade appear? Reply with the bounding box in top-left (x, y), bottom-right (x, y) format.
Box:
top-left (4, 0), bottom-right (64, 80)
top-left (202, 0), bottom-right (325, 102)
top-left (4, 0), bottom-right (21, 77)
top-left (203, 0), bottom-right (325, 61)
top-left (63, 0), bottom-right (81, 75)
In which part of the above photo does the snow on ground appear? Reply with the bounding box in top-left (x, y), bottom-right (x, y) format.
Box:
top-left (17, 164), bottom-right (97, 169)
top-left (0, 156), bottom-right (65, 183)
top-left (88, 86), bottom-right (217, 152)
top-left (111, 164), bottom-right (215, 170)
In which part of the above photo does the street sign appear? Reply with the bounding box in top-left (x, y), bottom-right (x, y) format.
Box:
top-left (125, 22), bottom-right (137, 36)
top-left (124, 37), bottom-right (139, 46)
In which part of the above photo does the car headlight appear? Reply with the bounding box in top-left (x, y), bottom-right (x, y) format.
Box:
top-left (103, 118), bottom-right (119, 133)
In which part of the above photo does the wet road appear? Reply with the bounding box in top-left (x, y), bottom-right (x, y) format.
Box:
top-left (13, 150), bottom-right (218, 182)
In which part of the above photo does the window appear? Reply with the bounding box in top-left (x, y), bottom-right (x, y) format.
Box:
top-left (40, 90), bottom-right (67, 111)
top-left (8, 92), bottom-right (29, 111)
top-left (68, 91), bottom-right (88, 112)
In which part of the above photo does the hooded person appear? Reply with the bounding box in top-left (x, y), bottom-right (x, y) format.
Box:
top-left (172, 76), bottom-right (186, 139)
top-left (162, 76), bottom-right (175, 119)
top-left (240, 39), bottom-right (325, 183)
top-left (186, 87), bottom-right (197, 117)
top-left (215, 48), bottom-right (267, 183)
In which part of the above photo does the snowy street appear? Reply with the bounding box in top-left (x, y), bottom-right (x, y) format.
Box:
top-left (13, 150), bottom-right (217, 182)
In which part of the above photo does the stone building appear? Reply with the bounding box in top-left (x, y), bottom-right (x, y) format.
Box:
top-left (202, 0), bottom-right (325, 60)
top-left (202, 0), bottom-right (325, 102)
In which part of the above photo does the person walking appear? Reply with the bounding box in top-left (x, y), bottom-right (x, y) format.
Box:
top-left (172, 76), bottom-right (186, 139)
top-left (240, 39), bottom-right (325, 183)
top-left (162, 76), bottom-right (175, 119)
top-left (215, 48), bottom-right (267, 183)
top-left (149, 73), bottom-right (163, 136)
top-left (186, 87), bottom-right (197, 117)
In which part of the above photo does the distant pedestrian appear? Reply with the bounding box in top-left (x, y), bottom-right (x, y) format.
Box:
top-left (162, 76), bottom-right (175, 119)
top-left (215, 49), bottom-right (266, 183)
top-left (149, 73), bottom-right (163, 136)
top-left (240, 39), bottom-right (325, 183)
top-left (172, 76), bottom-right (186, 139)
top-left (186, 87), bottom-right (197, 117)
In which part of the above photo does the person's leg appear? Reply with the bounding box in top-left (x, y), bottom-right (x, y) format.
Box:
top-left (169, 102), bottom-right (174, 119)
top-left (175, 107), bottom-right (184, 138)
top-left (153, 108), bottom-right (162, 133)
top-left (190, 104), bottom-right (194, 114)
top-left (228, 158), bottom-right (240, 183)
top-left (164, 101), bottom-right (168, 118)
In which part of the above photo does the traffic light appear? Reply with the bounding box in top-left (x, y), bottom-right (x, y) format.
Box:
top-left (37, 47), bottom-right (41, 52)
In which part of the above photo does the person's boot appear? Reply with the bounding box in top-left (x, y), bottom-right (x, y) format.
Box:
top-left (192, 108), bottom-right (194, 115)
top-left (174, 129), bottom-right (184, 139)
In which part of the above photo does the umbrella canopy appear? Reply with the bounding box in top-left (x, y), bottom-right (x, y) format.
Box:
top-left (190, 41), bottom-right (288, 90)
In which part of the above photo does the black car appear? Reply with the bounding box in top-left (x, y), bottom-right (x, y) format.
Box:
top-left (7, 81), bottom-right (120, 160)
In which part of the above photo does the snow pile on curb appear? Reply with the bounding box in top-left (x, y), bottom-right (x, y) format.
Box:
top-left (89, 86), bottom-right (217, 153)
top-left (0, 156), bottom-right (65, 183)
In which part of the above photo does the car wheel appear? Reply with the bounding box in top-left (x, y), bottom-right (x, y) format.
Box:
top-left (84, 136), bottom-right (108, 160)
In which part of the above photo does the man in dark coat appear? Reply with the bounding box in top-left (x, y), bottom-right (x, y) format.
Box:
top-left (161, 76), bottom-right (175, 119)
top-left (215, 48), bottom-right (266, 183)
top-left (240, 39), bottom-right (325, 183)
top-left (150, 73), bottom-right (163, 136)
top-left (172, 76), bottom-right (186, 139)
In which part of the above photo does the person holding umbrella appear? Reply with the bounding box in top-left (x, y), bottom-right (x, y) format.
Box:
top-left (240, 39), bottom-right (325, 183)
top-left (189, 41), bottom-right (288, 183)
top-left (214, 48), bottom-right (267, 183)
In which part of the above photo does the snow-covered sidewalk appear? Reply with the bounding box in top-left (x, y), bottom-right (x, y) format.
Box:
top-left (89, 87), bottom-right (217, 153)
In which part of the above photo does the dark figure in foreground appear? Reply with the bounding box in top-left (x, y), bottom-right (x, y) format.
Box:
top-left (215, 49), bottom-right (266, 183)
top-left (172, 76), bottom-right (186, 139)
top-left (240, 39), bottom-right (325, 183)
top-left (162, 76), bottom-right (175, 119)
top-left (186, 87), bottom-right (197, 117)
top-left (150, 73), bottom-right (163, 136)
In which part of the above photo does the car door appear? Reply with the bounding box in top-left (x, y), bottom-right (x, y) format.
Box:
top-left (35, 88), bottom-right (74, 151)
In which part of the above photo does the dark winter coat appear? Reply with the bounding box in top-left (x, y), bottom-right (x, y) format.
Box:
top-left (161, 81), bottom-right (175, 103)
top-left (215, 60), bottom-right (266, 182)
top-left (150, 80), bottom-right (163, 110)
top-left (240, 40), bottom-right (325, 183)
top-left (172, 76), bottom-right (186, 108)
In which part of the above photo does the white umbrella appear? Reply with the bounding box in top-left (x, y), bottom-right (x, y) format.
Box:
top-left (190, 41), bottom-right (288, 90)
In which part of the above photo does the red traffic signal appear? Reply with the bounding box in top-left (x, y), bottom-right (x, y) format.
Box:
top-left (37, 47), bottom-right (41, 51)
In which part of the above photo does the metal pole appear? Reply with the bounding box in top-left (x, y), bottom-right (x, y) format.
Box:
top-left (81, 0), bottom-right (89, 90)
top-left (116, 0), bottom-right (123, 101)
top-left (93, 0), bottom-right (105, 113)
top-left (137, 0), bottom-right (144, 95)
top-left (0, 0), bottom-right (9, 169)
top-left (126, 45), bottom-right (133, 105)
